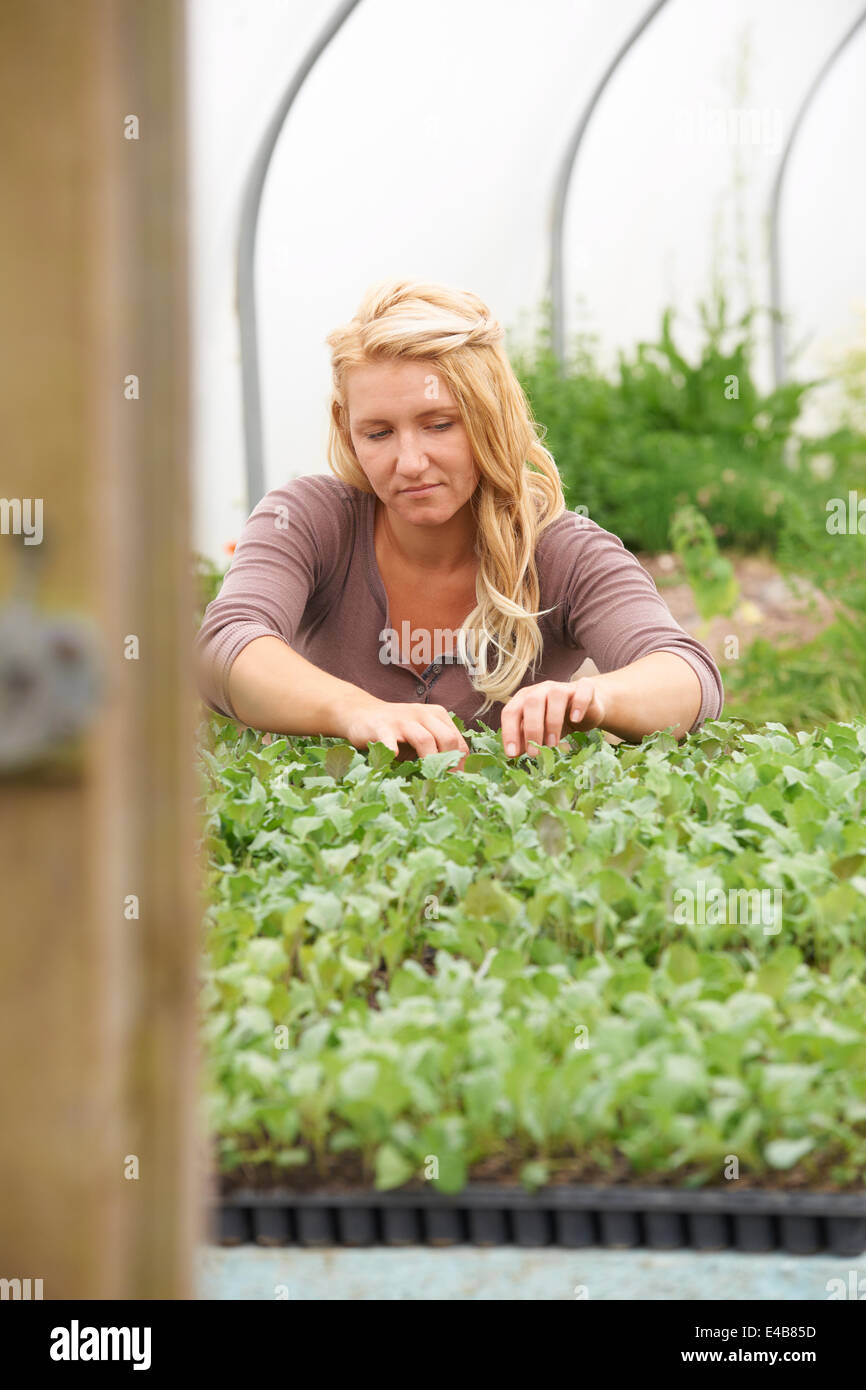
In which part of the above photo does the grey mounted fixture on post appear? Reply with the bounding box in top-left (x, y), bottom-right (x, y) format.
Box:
top-left (768, 6), bottom-right (866, 388)
top-left (548, 0), bottom-right (670, 375)
top-left (236, 0), bottom-right (365, 512)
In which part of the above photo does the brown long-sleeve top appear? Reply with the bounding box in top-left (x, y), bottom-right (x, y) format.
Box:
top-left (194, 473), bottom-right (724, 734)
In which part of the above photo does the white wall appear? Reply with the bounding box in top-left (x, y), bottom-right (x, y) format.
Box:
top-left (188, 0), bottom-right (866, 558)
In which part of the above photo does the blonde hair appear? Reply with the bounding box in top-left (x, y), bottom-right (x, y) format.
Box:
top-left (325, 278), bottom-right (566, 718)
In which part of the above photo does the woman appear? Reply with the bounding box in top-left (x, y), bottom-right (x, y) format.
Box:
top-left (195, 278), bottom-right (723, 767)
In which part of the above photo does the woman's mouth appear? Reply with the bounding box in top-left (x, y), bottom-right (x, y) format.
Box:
top-left (402, 483), bottom-right (440, 496)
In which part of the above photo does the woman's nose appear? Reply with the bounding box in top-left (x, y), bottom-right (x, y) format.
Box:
top-left (394, 436), bottom-right (428, 471)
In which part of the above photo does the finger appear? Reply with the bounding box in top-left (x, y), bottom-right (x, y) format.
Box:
top-left (541, 685), bottom-right (573, 746)
top-left (428, 708), bottom-right (470, 754)
top-left (423, 733), bottom-right (467, 773)
top-left (500, 696), bottom-right (525, 757)
top-left (442, 748), bottom-right (468, 774)
top-left (427, 719), bottom-right (469, 754)
top-left (567, 678), bottom-right (598, 730)
top-left (520, 694), bottom-right (548, 758)
top-left (430, 724), bottom-right (470, 775)
top-left (401, 721), bottom-right (440, 760)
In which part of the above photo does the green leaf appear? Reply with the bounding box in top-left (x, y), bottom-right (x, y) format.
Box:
top-left (520, 1160), bottom-right (550, 1191)
top-left (368, 741), bottom-right (396, 770)
top-left (339, 951), bottom-right (373, 982)
top-left (463, 878), bottom-right (521, 925)
top-left (338, 1060), bottom-right (379, 1101)
top-left (487, 949), bottom-right (526, 980)
top-left (232, 1005), bottom-right (273, 1039)
top-left (664, 944), bottom-right (700, 984)
top-left (324, 744), bottom-right (355, 781)
top-left (419, 750), bottom-right (464, 778)
top-left (374, 1143), bottom-right (415, 1190)
top-left (273, 1147), bottom-right (310, 1168)
top-left (764, 1137), bottom-right (815, 1169)
top-left (461, 751), bottom-right (499, 774)
top-left (430, 1150), bottom-right (467, 1194)
top-left (832, 853), bottom-right (866, 880)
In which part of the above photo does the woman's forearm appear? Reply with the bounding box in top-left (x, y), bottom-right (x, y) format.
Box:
top-left (593, 651), bottom-right (704, 742)
top-left (218, 640), bottom-right (705, 747)
top-left (224, 635), bottom-right (380, 737)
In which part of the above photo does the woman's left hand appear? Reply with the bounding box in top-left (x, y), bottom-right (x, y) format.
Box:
top-left (500, 677), bottom-right (607, 758)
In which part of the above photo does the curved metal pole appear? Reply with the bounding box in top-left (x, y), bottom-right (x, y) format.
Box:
top-left (769, 6), bottom-right (866, 387)
top-left (548, 0), bottom-right (670, 372)
top-left (237, 0), bottom-right (364, 509)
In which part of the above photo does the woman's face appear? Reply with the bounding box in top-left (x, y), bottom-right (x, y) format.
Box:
top-left (345, 360), bottom-right (479, 524)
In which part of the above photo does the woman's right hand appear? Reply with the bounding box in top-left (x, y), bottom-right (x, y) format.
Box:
top-left (341, 698), bottom-right (470, 770)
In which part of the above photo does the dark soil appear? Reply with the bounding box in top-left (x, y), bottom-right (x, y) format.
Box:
top-left (215, 1140), bottom-right (864, 1197)
top-left (366, 947), bottom-right (436, 1009)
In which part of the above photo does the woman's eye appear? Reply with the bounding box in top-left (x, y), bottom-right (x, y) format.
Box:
top-left (366, 422), bottom-right (454, 441)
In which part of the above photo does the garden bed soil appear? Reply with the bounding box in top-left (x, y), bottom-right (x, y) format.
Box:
top-left (216, 1146), bottom-right (863, 1197)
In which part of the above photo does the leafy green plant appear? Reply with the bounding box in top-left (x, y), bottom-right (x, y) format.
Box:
top-left (669, 503), bottom-right (739, 624)
top-left (512, 288), bottom-right (866, 728)
top-left (512, 290), bottom-right (827, 557)
top-left (199, 717), bottom-right (866, 1194)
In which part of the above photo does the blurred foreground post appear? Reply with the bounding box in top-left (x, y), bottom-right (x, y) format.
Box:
top-left (0, 0), bottom-right (201, 1298)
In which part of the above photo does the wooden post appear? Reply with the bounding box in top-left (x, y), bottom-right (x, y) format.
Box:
top-left (0, 0), bottom-right (201, 1299)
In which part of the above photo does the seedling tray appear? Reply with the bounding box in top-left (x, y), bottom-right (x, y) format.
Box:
top-left (212, 1184), bottom-right (866, 1254)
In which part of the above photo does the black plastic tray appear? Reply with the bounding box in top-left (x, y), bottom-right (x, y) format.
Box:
top-left (212, 1184), bottom-right (866, 1254)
